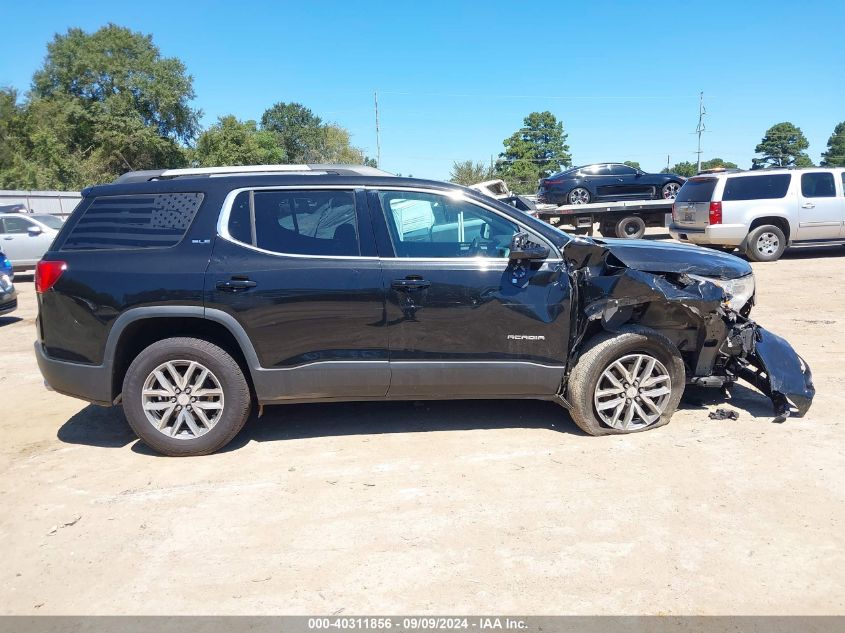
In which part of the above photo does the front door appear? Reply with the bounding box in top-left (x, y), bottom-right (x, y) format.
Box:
top-left (205, 187), bottom-right (389, 402)
top-left (796, 172), bottom-right (843, 242)
top-left (369, 189), bottom-right (572, 398)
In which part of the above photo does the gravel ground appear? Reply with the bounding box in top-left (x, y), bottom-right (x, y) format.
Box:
top-left (1, 235), bottom-right (843, 615)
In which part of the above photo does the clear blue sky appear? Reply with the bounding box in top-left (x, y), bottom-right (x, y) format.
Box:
top-left (2, 0), bottom-right (843, 179)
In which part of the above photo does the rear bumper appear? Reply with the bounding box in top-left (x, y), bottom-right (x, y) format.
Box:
top-left (669, 223), bottom-right (747, 246)
top-left (34, 341), bottom-right (112, 406)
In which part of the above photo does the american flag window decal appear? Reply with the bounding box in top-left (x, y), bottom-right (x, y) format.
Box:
top-left (61, 192), bottom-right (204, 250)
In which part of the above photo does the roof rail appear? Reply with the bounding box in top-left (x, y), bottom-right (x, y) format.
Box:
top-left (112, 163), bottom-right (394, 184)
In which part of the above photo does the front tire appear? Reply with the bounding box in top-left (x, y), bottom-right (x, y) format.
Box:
top-left (568, 187), bottom-right (591, 205)
top-left (745, 225), bottom-right (786, 262)
top-left (566, 327), bottom-right (685, 436)
top-left (123, 337), bottom-right (251, 456)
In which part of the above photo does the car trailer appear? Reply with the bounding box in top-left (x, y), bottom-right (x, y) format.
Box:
top-left (535, 198), bottom-right (675, 239)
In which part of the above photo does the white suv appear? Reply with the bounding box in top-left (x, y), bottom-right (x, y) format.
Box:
top-left (669, 168), bottom-right (845, 261)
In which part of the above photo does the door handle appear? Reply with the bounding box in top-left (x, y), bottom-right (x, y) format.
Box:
top-left (801, 202), bottom-right (815, 209)
top-left (391, 278), bottom-right (431, 291)
top-left (216, 278), bottom-right (257, 292)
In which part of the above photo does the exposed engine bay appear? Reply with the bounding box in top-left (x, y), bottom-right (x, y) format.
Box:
top-left (562, 236), bottom-right (815, 420)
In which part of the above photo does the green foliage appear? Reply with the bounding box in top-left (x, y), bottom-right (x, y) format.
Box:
top-left (662, 161), bottom-right (698, 177)
top-left (449, 160), bottom-right (495, 185)
top-left (193, 116), bottom-right (285, 166)
top-left (260, 102), bottom-right (374, 165)
top-left (623, 160), bottom-right (641, 170)
top-left (752, 122), bottom-right (812, 169)
top-left (32, 24), bottom-right (199, 143)
top-left (495, 112), bottom-right (571, 194)
top-left (821, 122), bottom-right (845, 167)
top-left (700, 157), bottom-right (738, 171)
top-left (1, 24), bottom-right (198, 189)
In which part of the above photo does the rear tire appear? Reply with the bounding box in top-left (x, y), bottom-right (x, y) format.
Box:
top-left (745, 225), bottom-right (786, 262)
top-left (566, 327), bottom-right (685, 436)
top-left (568, 187), bottom-right (591, 205)
top-left (662, 182), bottom-right (681, 199)
top-left (122, 337), bottom-right (251, 456)
top-left (615, 215), bottom-right (646, 239)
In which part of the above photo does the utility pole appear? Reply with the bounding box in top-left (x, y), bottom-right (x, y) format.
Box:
top-left (374, 91), bottom-right (381, 168)
top-left (695, 91), bottom-right (706, 173)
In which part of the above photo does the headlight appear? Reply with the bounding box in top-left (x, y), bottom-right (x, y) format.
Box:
top-left (688, 273), bottom-right (755, 310)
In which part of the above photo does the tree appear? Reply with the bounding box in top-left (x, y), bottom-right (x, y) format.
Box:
top-left (623, 160), bottom-right (641, 170)
top-left (32, 24), bottom-right (199, 143)
top-left (259, 102), bottom-right (373, 165)
top-left (663, 161), bottom-right (697, 177)
top-left (495, 111), bottom-right (571, 194)
top-left (700, 157), bottom-right (738, 171)
top-left (193, 116), bottom-right (285, 167)
top-left (821, 122), bottom-right (845, 167)
top-left (260, 102), bottom-right (324, 163)
top-left (449, 160), bottom-right (495, 185)
top-left (1, 24), bottom-right (199, 189)
top-left (752, 122), bottom-right (812, 169)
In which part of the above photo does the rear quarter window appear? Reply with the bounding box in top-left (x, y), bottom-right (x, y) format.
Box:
top-left (675, 178), bottom-right (717, 203)
top-left (723, 174), bottom-right (790, 201)
top-left (60, 193), bottom-right (204, 251)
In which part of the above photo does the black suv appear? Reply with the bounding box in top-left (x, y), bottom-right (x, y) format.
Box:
top-left (35, 165), bottom-right (814, 456)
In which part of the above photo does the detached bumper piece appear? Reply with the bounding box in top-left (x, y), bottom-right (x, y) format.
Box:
top-left (726, 322), bottom-right (815, 420)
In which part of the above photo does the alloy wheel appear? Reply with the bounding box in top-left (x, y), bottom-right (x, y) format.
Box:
top-left (593, 353), bottom-right (672, 430)
top-left (569, 188), bottom-right (590, 204)
top-left (662, 182), bottom-right (680, 199)
top-left (141, 360), bottom-right (225, 439)
top-left (755, 232), bottom-right (780, 256)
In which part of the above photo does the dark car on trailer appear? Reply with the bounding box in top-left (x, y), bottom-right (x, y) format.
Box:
top-left (35, 165), bottom-right (813, 456)
top-left (538, 163), bottom-right (685, 206)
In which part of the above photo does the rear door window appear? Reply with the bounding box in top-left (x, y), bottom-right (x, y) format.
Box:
top-left (675, 178), bottom-right (717, 202)
top-left (723, 174), bottom-right (791, 201)
top-left (61, 193), bottom-right (203, 250)
top-left (801, 173), bottom-right (836, 198)
top-left (227, 189), bottom-right (359, 257)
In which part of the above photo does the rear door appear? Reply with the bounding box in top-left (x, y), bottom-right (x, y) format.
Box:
top-left (797, 172), bottom-right (842, 241)
top-left (584, 164), bottom-right (614, 199)
top-left (205, 187), bottom-right (389, 401)
top-left (369, 188), bottom-right (571, 398)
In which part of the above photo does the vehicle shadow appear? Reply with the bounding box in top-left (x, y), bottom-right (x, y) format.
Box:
top-left (0, 316), bottom-right (22, 327)
top-left (680, 383), bottom-right (778, 419)
top-left (58, 386), bottom-right (785, 455)
top-left (57, 405), bottom-right (137, 448)
top-left (57, 399), bottom-right (587, 455)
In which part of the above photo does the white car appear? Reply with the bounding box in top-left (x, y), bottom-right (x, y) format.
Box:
top-left (669, 167), bottom-right (845, 261)
top-left (0, 213), bottom-right (64, 270)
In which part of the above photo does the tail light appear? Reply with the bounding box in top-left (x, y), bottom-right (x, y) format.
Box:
top-left (709, 201), bottom-right (723, 225)
top-left (35, 260), bottom-right (67, 293)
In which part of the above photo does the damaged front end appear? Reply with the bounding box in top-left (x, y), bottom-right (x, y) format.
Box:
top-left (562, 236), bottom-right (815, 420)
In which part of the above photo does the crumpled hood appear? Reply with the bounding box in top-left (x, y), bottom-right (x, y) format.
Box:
top-left (592, 238), bottom-right (753, 280)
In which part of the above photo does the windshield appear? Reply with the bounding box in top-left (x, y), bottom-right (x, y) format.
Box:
top-left (32, 215), bottom-right (64, 230)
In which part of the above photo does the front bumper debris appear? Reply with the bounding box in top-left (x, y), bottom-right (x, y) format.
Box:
top-left (726, 322), bottom-right (815, 419)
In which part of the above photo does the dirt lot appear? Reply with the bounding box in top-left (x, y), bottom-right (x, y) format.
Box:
top-left (1, 235), bottom-right (843, 615)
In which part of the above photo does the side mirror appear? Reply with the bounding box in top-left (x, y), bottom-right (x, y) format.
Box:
top-left (509, 232), bottom-right (549, 261)
top-left (27, 225), bottom-right (43, 236)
